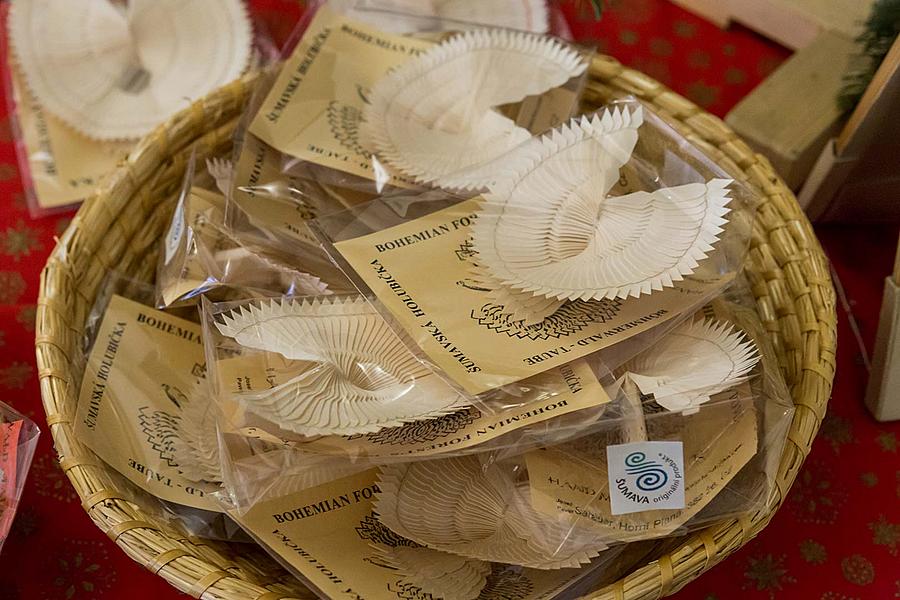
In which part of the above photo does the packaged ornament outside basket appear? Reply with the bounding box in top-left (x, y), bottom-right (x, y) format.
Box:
top-left (310, 100), bottom-right (758, 397)
top-left (0, 0), bottom-right (274, 217)
top-left (0, 401), bottom-right (39, 555)
top-left (227, 2), bottom-right (593, 242)
top-left (156, 149), bottom-right (353, 309)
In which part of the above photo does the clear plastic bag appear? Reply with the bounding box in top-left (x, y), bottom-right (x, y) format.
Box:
top-left (157, 152), bottom-right (353, 309)
top-left (0, 401), bottom-right (39, 555)
top-left (74, 274), bottom-right (252, 541)
top-left (227, 2), bottom-right (593, 233)
top-left (0, 1), bottom-right (279, 217)
top-left (210, 279), bottom-right (793, 597)
top-left (310, 100), bottom-right (757, 396)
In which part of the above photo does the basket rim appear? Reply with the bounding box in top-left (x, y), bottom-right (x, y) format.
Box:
top-left (34, 54), bottom-right (836, 600)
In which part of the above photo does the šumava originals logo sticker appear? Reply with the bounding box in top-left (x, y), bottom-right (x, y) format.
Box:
top-left (607, 441), bottom-right (685, 516)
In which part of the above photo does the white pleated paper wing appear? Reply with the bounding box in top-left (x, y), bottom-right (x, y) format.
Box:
top-left (174, 396), bottom-right (222, 483)
top-left (473, 106), bottom-right (734, 301)
top-left (215, 297), bottom-right (469, 436)
top-left (375, 546), bottom-right (490, 600)
top-left (362, 28), bottom-right (587, 190)
top-left (9, 0), bottom-right (252, 140)
top-left (330, 0), bottom-right (549, 34)
top-left (622, 318), bottom-right (760, 413)
top-left (376, 455), bottom-right (605, 569)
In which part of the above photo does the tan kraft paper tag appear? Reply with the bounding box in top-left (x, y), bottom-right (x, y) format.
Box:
top-left (230, 469), bottom-right (592, 599)
top-left (333, 197), bottom-right (734, 394)
top-left (75, 295), bottom-right (221, 511)
top-left (11, 71), bottom-right (131, 210)
top-left (524, 386), bottom-right (757, 540)
top-left (218, 353), bottom-right (609, 459)
top-left (248, 8), bottom-right (432, 188)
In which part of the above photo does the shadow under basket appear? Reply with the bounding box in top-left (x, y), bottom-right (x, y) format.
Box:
top-left (35, 54), bottom-right (836, 600)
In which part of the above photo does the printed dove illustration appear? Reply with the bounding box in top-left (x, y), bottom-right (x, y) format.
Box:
top-left (621, 318), bottom-right (760, 414)
top-left (362, 28), bottom-right (587, 191)
top-left (375, 545), bottom-right (491, 600)
top-left (137, 406), bottom-right (180, 468)
top-left (472, 106), bottom-right (733, 320)
top-left (214, 297), bottom-right (469, 436)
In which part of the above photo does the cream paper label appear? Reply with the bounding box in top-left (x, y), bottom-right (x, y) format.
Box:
top-left (230, 469), bottom-right (593, 600)
top-left (246, 8), bottom-right (580, 190)
top-left (333, 197), bottom-right (734, 395)
top-left (230, 132), bottom-right (323, 246)
top-left (248, 8), bottom-right (433, 188)
top-left (11, 71), bottom-right (131, 209)
top-left (218, 352), bottom-right (609, 459)
top-left (524, 387), bottom-right (757, 540)
top-left (75, 295), bottom-right (221, 511)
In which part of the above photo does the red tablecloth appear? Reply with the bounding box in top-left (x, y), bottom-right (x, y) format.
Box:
top-left (0, 1), bottom-right (898, 598)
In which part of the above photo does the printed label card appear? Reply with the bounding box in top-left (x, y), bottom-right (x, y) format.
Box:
top-left (10, 70), bottom-right (132, 210)
top-left (525, 387), bottom-right (757, 541)
top-left (248, 8), bottom-right (434, 188)
top-left (215, 340), bottom-right (610, 459)
top-left (330, 197), bottom-right (734, 395)
top-left (247, 8), bottom-right (583, 191)
top-left (231, 469), bottom-right (599, 600)
top-left (75, 295), bottom-right (221, 511)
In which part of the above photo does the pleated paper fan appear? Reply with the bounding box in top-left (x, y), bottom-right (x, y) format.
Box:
top-left (215, 297), bottom-right (469, 436)
top-left (473, 107), bottom-right (734, 301)
top-left (362, 28), bottom-right (587, 191)
top-left (622, 318), bottom-right (760, 414)
top-left (375, 546), bottom-right (490, 600)
top-left (375, 456), bottom-right (606, 569)
top-left (330, 0), bottom-right (549, 34)
top-left (9, 0), bottom-right (252, 140)
top-left (174, 396), bottom-right (222, 483)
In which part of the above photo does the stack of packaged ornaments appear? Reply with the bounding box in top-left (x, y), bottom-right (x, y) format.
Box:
top-left (3, 0), bottom-right (253, 215)
top-left (74, 2), bottom-right (796, 598)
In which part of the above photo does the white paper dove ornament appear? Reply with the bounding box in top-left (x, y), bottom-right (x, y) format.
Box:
top-left (9, 0), bottom-right (252, 140)
top-left (473, 106), bottom-right (734, 301)
top-left (623, 318), bottom-right (760, 414)
top-left (174, 397), bottom-right (223, 483)
top-left (330, 0), bottom-right (549, 34)
top-left (214, 297), bottom-right (469, 436)
top-left (376, 455), bottom-right (605, 569)
top-left (362, 28), bottom-right (587, 191)
top-left (375, 546), bottom-right (490, 600)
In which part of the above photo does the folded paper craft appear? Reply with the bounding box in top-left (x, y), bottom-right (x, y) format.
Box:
top-left (622, 318), bottom-right (760, 414)
top-left (375, 455), bottom-right (606, 569)
top-left (214, 297), bottom-right (470, 435)
top-left (362, 28), bottom-right (587, 190)
top-left (174, 395), bottom-right (223, 483)
top-left (473, 106), bottom-right (733, 308)
top-left (9, 0), bottom-right (252, 140)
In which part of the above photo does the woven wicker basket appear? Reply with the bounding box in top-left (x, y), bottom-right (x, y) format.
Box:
top-left (35, 54), bottom-right (836, 600)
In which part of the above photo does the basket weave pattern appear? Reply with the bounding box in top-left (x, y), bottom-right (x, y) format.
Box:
top-left (35, 56), bottom-right (836, 600)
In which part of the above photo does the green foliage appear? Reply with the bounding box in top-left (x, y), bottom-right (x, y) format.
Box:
top-left (839, 0), bottom-right (900, 111)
